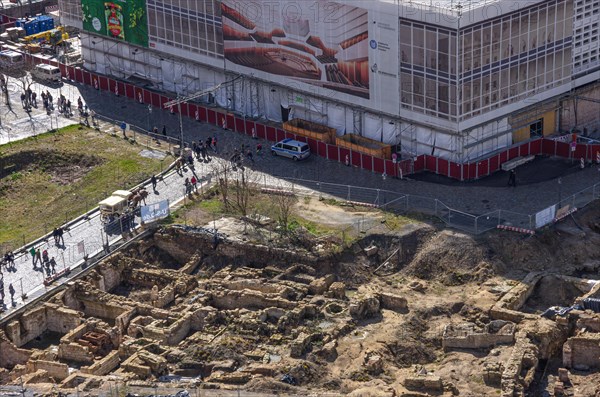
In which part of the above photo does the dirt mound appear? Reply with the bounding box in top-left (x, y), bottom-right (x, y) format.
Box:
top-left (521, 275), bottom-right (584, 314)
top-left (1, 149), bottom-right (103, 185)
top-left (403, 230), bottom-right (494, 285)
top-left (384, 313), bottom-right (437, 368)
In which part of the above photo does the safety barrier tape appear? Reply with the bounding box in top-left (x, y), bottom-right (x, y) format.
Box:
top-left (496, 224), bottom-right (535, 235)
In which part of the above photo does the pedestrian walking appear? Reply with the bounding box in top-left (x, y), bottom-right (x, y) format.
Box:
top-left (192, 141), bottom-right (198, 153)
top-left (31, 92), bottom-right (37, 107)
top-left (35, 248), bottom-right (42, 266)
top-left (256, 143), bottom-right (262, 156)
top-left (53, 228), bottom-right (59, 245)
top-left (162, 125), bottom-right (167, 136)
top-left (252, 128), bottom-right (257, 139)
top-left (212, 137), bottom-right (218, 153)
top-left (42, 249), bottom-right (49, 264)
top-left (90, 110), bottom-right (97, 125)
top-left (57, 227), bottom-right (64, 246)
top-left (49, 257), bottom-right (56, 274)
top-left (9, 283), bottom-right (15, 301)
top-left (4, 251), bottom-right (15, 270)
top-left (151, 175), bottom-right (158, 191)
top-left (508, 169), bottom-right (517, 187)
top-left (153, 126), bottom-right (158, 136)
top-left (30, 246), bottom-right (38, 267)
top-left (191, 175), bottom-right (198, 192)
top-left (246, 149), bottom-right (254, 163)
top-left (184, 178), bottom-right (191, 195)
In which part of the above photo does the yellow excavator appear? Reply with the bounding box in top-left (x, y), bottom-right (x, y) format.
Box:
top-left (22, 26), bottom-right (69, 53)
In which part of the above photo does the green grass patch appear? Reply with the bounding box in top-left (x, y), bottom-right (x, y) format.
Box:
top-left (0, 126), bottom-right (172, 249)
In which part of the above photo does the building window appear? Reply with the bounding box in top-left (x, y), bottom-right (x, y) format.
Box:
top-left (530, 119), bottom-right (543, 137)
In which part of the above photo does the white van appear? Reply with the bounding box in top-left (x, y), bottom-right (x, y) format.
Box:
top-left (32, 64), bottom-right (61, 82)
top-left (0, 50), bottom-right (24, 69)
top-left (271, 138), bottom-right (311, 161)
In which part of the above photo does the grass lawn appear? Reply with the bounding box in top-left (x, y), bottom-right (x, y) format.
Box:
top-left (0, 125), bottom-right (172, 250)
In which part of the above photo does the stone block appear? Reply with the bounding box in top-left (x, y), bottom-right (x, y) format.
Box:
top-left (379, 292), bottom-right (408, 312)
top-left (308, 275), bottom-right (336, 295)
top-left (327, 282), bottom-right (346, 299)
top-left (558, 368), bottom-right (570, 383)
top-left (349, 295), bottom-right (380, 320)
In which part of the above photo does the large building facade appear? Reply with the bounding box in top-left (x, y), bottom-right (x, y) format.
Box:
top-left (58, 0), bottom-right (600, 161)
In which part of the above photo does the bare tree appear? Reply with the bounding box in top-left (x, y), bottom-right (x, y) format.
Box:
top-left (210, 160), bottom-right (232, 212)
top-left (232, 166), bottom-right (258, 216)
top-left (271, 182), bottom-right (298, 229)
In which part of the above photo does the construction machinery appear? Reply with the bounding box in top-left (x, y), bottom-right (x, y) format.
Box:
top-left (22, 26), bottom-right (68, 47)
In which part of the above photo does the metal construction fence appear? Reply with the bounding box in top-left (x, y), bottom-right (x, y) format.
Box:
top-left (258, 176), bottom-right (600, 235)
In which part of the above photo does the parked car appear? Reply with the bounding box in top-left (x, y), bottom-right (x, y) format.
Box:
top-left (271, 138), bottom-right (310, 161)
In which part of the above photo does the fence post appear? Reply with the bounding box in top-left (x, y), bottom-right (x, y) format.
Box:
top-left (474, 216), bottom-right (478, 234)
top-left (529, 215), bottom-right (533, 231)
top-left (347, 185), bottom-right (351, 201)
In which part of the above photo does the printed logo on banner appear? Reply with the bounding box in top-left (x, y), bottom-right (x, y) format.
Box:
top-left (195, 110), bottom-right (199, 120)
top-left (369, 40), bottom-right (377, 49)
top-left (141, 200), bottom-right (170, 223)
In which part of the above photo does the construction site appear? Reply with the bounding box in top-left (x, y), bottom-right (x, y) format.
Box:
top-left (2, 194), bottom-right (600, 397)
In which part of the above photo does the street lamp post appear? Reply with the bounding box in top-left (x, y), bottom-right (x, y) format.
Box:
top-left (558, 177), bottom-right (562, 207)
top-left (147, 104), bottom-right (152, 132)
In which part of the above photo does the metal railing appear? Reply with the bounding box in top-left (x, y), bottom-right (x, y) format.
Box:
top-left (260, 176), bottom-right (600, 235)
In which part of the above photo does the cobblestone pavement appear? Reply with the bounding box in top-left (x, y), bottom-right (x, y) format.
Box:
top-left (0, 77), bottom-right (80, 144)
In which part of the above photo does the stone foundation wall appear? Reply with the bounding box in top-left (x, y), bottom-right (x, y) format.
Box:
top-left (27, 360), bottom-right (69, 380)
top-left (0, 331), bottom-right (31, 368)
top-left (81, 351), bottom-right (120, 376)
top-left (563, 334), bottom-right (600, 369)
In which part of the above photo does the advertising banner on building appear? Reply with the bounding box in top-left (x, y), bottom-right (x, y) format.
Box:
top-left (81, 0), bottom-right (148, 47)
top-left (141, 200), bottom-right (170, 223)
top-left (220, 0), bottom-right (399, 115)
top-left (222, 0), bottom-right (370, 99)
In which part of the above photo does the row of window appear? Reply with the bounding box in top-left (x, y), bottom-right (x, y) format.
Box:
top-left (147, 3), bottom-right (223, 59)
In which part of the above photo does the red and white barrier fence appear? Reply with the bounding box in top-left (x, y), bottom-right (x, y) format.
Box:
top-left (496, 224), bottom-right (535, 235)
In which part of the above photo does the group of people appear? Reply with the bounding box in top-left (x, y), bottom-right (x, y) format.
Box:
top-left (40, 90), bottom-right (54, 110)
top-left (184, 176), bottom-right (199, 195)
top-left (29, 246), bottom-right (57, 276)
top-left (52, 227), bottom-right (65, 246)
top-left (20, 87), bottom-right (37, 111)
top-left (56, 94), bottom-right (72, 116)
top-left (2, 251), bottom-right (15, 271)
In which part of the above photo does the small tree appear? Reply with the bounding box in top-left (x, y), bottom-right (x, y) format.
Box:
top-left (232, 166), bottom-right (258, 216)
top-left (211, 160), bottom-right (232, 212)
top-left (272, 183), bottom-right (298, 229)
